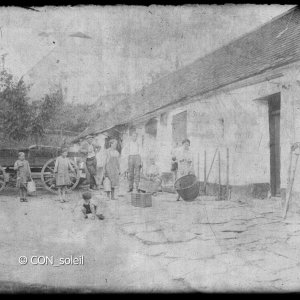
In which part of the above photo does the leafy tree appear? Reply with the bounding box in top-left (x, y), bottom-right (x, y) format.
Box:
top-left (0, 70), bottom-right (64, 142)
top-left (30, 89), bottom-right (63, 141)
top-left (0, 70), bottom-right (31, 141)
top-left (1, 69), bottom-right (100, 144)
top-left (49, 102), bottom-right (95, 133)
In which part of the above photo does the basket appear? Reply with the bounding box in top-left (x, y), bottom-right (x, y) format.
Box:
top-left (27, 180), bottom-right (36, 194)
top-left (131, 192), bottom-right (152, 207)
top-left (174, 174), bottom-right (200, 201)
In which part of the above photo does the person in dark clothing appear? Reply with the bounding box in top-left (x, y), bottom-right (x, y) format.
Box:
top-left (75, 191), bottom-right (105, 220)
top-left (80, 136), bottom-right (98, 190)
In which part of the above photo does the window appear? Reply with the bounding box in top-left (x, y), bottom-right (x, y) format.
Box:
top-left (145, 118), bottom-right (158, 137)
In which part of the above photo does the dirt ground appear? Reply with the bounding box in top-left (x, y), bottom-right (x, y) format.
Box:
top-left (1, 181), bottom-right (300, 293)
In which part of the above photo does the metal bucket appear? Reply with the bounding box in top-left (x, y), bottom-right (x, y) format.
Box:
top-left (174, 174), bottom-right (200, 201)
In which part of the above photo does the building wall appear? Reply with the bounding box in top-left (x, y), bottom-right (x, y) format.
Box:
top-left (280, 67), bottom-right (300, 194)
top-left (186, 83), bottom-right (276, 187)
top-left (84, 64), bottom-right (300, 197)
top-left (151, 65), bottom-right (300, 195)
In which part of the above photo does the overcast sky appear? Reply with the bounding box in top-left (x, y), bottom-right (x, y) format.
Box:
top-left (0, 5), bottom-right (295, 103)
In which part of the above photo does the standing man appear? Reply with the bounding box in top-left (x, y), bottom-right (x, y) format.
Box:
top-left (80, 135), bottom-right (98, 190)
top-left (122, 132), bottom-right (142, 192)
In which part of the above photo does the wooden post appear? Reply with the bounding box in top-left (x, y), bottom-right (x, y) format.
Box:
top-left (286, 146), bottom-right (293, 199)
top-left (283, 151), bottom-right (299, 218)
top-left (226, 148), bottom-right (229, 200)
top-left (204, 150), bottom-right (207, 195)
top-left (282, 146), bottom-right (293, 212)
top-left (206, 148), bottom-right (218, 183)
top-left (218, 150), bottom-right (221, 200)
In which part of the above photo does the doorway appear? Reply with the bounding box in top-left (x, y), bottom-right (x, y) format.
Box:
top-left (268, 93), bottom-right (281, 196)
top-left (172, 111), bottom-right (187, 148)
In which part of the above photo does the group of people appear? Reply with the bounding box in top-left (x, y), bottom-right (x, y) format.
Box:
top-left (78, 132), bottom-right (195, 202)
top-left (13, 132), bottom-right (195, 218)
top-left (80, 131), bottom-right (163, 197)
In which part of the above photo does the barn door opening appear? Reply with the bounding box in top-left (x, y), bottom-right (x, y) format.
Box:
top-left (268, 93), bottom-right (281, 197)
top-left (172, 111), bottom-right (187, 148)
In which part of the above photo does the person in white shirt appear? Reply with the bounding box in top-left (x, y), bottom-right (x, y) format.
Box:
top-left (122, 132), bottom-right (142, 192)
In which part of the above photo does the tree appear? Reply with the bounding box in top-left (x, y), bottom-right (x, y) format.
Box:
top-left (30, 89), bottom-right (63, 142)
top-left (0, 69), bottom-right (64, 142)
top-left (0, 70), bottom-right (31, 141)
top-left (0, 69), bottom-right (99, 144)
top-left (49, 102), bottom-right (95, 133)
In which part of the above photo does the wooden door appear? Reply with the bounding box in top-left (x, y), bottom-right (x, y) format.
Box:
top-left (269, 94), bottom-right (281, 196)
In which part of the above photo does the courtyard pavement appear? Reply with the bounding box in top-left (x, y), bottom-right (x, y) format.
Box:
top-left (1, 185), bottom-right (300, 292)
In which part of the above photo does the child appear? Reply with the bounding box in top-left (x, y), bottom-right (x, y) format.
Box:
top-left (75, 191), bottom-right (105, 220)
top-left (171, 156), bottom-right (178, 181)
top-left (14, 152), bottom-right (32, 202)
top-left (139, 157), bottom-right (162, 195)
top-left (103, 176), bottom-right (112, 200)
top-left (54, 147), bottom-right (75, 203)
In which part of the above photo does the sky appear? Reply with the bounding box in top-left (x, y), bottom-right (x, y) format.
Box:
top-left (0, 5), bottom-right (295, 104)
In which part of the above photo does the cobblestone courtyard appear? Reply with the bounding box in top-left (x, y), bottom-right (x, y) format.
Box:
top-left (1, 186), bottom-right (300, 292)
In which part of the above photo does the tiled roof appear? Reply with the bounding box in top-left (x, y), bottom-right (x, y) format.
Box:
top-left (75, 7), bottom-right (300, 140)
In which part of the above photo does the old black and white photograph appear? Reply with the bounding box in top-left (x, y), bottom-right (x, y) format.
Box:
top-left (1, 4), bottom-right (300, 293)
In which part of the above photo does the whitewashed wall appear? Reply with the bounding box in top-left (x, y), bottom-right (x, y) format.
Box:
top-left (280, 67), bottom-right (300, 193)
top-left (88, 65), bottom-right (300, 194)
top-left (166, 66), bottom-right (300, 193)
top-left (187, 87), bottom-right (273, 187)
top-left (151, 67), bottom-right (300, 193)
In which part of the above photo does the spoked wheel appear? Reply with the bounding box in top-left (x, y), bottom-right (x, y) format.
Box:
top-left (41, 158), bottom-right (80, 194)
top-left (0, 166), bottom-right (6, 192)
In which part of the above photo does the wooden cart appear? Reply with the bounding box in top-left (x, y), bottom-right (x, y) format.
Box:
top-left (0, 145), bottom-right (85, 194)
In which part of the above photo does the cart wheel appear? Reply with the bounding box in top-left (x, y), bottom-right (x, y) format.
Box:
top-left (0, 166), bottom-right (6, 192)
top-left (41, 158), bottom-right (80, 194)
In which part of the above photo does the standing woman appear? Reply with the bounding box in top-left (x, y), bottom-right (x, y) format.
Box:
top-left (14, 152), bottom-right (32, 202)
top-left (54, 148), bottom-right (75, 203)
top-left (174, 138), bottom-right (195, 201)
top-left (104, 139), bottom-right (120, 200)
